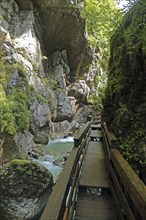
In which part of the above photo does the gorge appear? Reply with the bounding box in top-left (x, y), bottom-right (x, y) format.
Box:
top-left (0, 0), bottom-right (93, 219)
top-left (0, 0), bottom-right (146, 219)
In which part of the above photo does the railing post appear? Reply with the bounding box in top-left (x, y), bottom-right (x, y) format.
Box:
top-left (40, 121), bottom-right (91, 220)
top-left (102, 120), bottom-right (146, 220)
top-left (74, 122), bottom-right (91, 148)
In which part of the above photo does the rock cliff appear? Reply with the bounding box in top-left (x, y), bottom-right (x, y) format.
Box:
top-left (0, 0), bottom-right (92, 163)
top-left (102, 1), bottom-right (146, 182)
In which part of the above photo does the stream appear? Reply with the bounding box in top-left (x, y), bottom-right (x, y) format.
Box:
top-left (34, 137), bottom-right (74, 182)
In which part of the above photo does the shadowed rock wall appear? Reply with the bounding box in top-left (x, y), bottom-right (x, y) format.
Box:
top-left (102, 1), bottom-right (146, 182)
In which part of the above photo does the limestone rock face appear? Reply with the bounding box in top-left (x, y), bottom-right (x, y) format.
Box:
top-left (14, 132), bottom-right (34, 158)
top-left (68, 80), bottom-right (90, 104)
top-left (30, 100), bottom-right (52, 143)
top-left (0, 160), bottom-right (53, 220)
top-left (0, 131), bottom-right (34, 164)
top-left (102, 2), bottom-right (146, 182)
top-left (31, 0), bottom-right (91, 79)
top-left (0, 0), bottom-right (49, 154)
top-left (48, 51), bottom-right (74, 122)
top-left (0, 0), bottom-right (92, 162)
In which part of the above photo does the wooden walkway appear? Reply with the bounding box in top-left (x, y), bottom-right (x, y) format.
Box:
top-left (75, 193), bottom-right (117, 220)
top-left (74, 124), bottom-right (117, 220)
top-left (40, 116), bottom-right (146, 220)
top-left (79, 141), bottom-right (109, 188)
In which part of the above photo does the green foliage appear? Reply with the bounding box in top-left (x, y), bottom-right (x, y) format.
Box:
top-left (121, 1), bottom-right (146, 59)
top-left (116, 102), bottom-right (130, 124)
top-left (46, 76), bottom-right (64, 93)
top-left (82, 0), bottom-right (123, 50)
top-left (103, 1), bottom-right (146, 175)
top-left (108, 70), bottom-right (126, 94)
top-left (0, 90), bottom-right (16, 134)
top-left (89, 74), bottom-right (106, 111)
top-left (32, 86), bottom-right (48, 103)
top-left (47, 76), bottom-right (58, 90)
top-left (0, 58), bottom-right (31, 134)
top-left (10, 159), bottom-right (35, 175)
top-left (9, 88), bottom-right (31, 131)
top-left (0, 87), bottom-right (31, 134)
top-left (81, 0), bottom-right (124, 109)
top-left (0, 159), bottom-right (53, 184)
top-left (118, 122), bottom-right (145, 173)
top-left (105, 1), bottom-right (146, 102)
top-left (1, 160), bottom-right (40, 178)
top-left (89, 94), bottom-right (103, 111)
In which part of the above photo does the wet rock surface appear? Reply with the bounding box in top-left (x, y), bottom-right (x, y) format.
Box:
top-left (0, 159), bottom-right (53, 220)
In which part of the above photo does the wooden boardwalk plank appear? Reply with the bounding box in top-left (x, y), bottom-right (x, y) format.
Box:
top-left (75, 193), bottom-right (117, 220)
top-left (79, 141), bottom-right (109, 188)
top-left (79, 178), bottom-right (109, 188)
top-left (91, 124), bottom-right (101, 129)
top-left (86, 141), bottom-right (105, 154)
top-left (90, 130), bottom-right (102, 138)
top-left (75, 125), bottom-right (117, 220)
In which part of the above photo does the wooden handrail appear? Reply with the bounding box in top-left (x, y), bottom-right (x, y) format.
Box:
top-left (111, 149), bottom-right (146, 220)
top-left (74, 121), bottom-right (90, 147)
top-left (101, 121), bottom-right (117, 149)
top-left (40, 119), bottom-right (146, 220)
top-left (40, 147), bottom-right (78, 220)
top-left (40, 122), bottom-right (91, 220)
top-left (102, 121), bottom-right (146, 220)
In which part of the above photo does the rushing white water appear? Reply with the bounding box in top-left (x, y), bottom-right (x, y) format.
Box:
top-left (38, 157), bottom-right (62, 182)
top-left (34, 137), bottom-right (74, 182)
top-left (49, 136), bottom-right (74, 144)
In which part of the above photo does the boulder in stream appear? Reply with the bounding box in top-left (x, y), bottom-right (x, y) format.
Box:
top-left (0, 159), bottom-right (53, 220)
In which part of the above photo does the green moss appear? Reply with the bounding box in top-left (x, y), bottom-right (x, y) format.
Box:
top-left (0, 159), bottom-right (53, 183)
top-left (118, 121), bottom-right (145, 174)
top-left (89, 87), bottom-right (105, 111)
top-left (47, 76), bottom-right (58, 90)
top-left (108, 69), bottom-right (126, 94)
top-left (103, 1), bottom-right (146, 176)
top-left (10, 159), bottom-right (53, 179)
top-left (0, 57), bottom-right (31, 134)
top-left (105, 1), bottom-right (146, 106)
top-left (32, 86), bottom-right (48, 103)
top-left (10, 159), bottom-right (37, 175)
top-left (44, 76), bottom-right (64, 93)
top-left (115, 102), bottom-right (132, 127)
top-left (0, 87), bottom-right (31, 134)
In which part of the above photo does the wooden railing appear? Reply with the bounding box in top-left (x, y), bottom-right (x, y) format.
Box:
top-left (40, 119), bottom-right (146, 220)
top-left (102, 121), bottom-right (146, 220)
top-left (40, 122), bottom-right (91, 220)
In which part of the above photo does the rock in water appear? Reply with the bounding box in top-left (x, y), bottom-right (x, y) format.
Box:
top-left (0, 159), bottom-right (53, 220)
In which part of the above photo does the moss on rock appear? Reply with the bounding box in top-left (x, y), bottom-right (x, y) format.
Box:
top-left (0, 159), bottom-right (53, 220)
top-left (102, 1), bottom-right (146, 182)
top-left (0, 58), bottom-right (31, 135)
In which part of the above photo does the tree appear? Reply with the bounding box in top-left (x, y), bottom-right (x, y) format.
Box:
top-left (81, 0), bottom-right (123, 110)
top-left (82, 0), bottom-right (123, 50)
